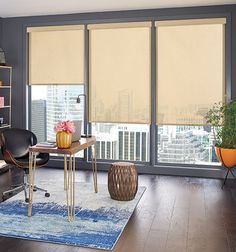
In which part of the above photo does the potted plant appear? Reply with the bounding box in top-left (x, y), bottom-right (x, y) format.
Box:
top-left (55, 120), bottom-right (75, 148)
top-left (205, 101), bottom-right (236, 186)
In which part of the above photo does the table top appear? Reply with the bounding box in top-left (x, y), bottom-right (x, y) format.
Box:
top-left (29, 136), bottom-right (96, 155)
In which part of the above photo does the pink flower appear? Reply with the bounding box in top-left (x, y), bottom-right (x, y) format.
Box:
top-left (54, 120), bottom-right (75, 134)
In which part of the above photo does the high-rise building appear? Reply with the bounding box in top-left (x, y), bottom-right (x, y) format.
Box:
top-left (158, 125), bottom-right (213, 164)
top-left (46, 85), bottom-right (84, 140)
top-left (93, 124), bottom-right (149, 161)
top-left (31, 99), bottom-right (46, 142)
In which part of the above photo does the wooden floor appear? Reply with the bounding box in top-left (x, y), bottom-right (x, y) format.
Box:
top-left (0, 167), bottom-right (236, 252)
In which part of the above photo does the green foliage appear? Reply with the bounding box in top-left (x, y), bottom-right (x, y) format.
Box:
top-left (205, 101), bottom-right (236, 149)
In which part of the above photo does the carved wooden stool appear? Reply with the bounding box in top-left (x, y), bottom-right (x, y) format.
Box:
top-left (108, 162), bottom-right (138, 201)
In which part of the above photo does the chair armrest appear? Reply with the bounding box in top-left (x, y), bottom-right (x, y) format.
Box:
top-left (2, 150), bottom-right (16, 165)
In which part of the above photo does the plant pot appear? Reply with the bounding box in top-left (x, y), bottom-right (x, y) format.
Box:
top-left (56, 131), bottom-right (72, 149)
top-left (215, 147), bottom-right (236, 168)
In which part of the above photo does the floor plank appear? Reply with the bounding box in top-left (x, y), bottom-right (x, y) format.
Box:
top-left (0, 167), bottom-right (235, 252)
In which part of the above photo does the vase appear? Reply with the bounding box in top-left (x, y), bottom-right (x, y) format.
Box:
top-left (56, 131), bottom-right (72, 149)
top-left (215, 147), bottom-right (236, 168)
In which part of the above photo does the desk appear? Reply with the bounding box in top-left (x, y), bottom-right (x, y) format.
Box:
top-left (28, 137), bottom-right (97, 222)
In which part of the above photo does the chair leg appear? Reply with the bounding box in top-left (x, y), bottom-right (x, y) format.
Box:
top-left (23, 185), bottom-right (29, 202)
top-left (222, 169), bottom-right (230, 189)
top-left (25, 171), bottom-right (50, 197)
top-left (33, 186), bottom-right (47, 193)
top-left (34, 186), bottom-right (50, 197)
top-left (2, 185), bottom-right (25, 197)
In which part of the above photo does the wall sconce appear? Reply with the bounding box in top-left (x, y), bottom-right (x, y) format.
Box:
top-left (76, 94), bottom-right (91, 138)
top-left (0, 48), bottom-right (6, 66)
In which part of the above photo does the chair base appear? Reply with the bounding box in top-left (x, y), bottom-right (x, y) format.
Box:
top-left (2, 183), bottom-right (50, 202)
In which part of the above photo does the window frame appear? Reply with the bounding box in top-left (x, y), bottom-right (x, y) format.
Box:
top-left (26, 12), bottom-right (231, 173)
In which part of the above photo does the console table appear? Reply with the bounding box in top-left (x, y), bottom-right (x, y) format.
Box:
top-left (28, 137), bottom-right (97, 222)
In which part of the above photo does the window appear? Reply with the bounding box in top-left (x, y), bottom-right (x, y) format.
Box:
top-left (130, 132), bottom-right (135, 160)
top-left (156, 18), bottom-right (226, 165)
top-left (107, 142), bottom-right (111, 159)
top-left (136, 133), bottom-right (141, 161)
top-left (28, 18), bottom-right (227, 168)
top-left (28, 25), bottom-right (85, 158)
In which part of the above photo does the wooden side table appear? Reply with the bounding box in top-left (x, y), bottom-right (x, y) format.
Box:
top-left (28, 137), bottom-right (98, 222)
top-left (108, 162), bottom-right (138, 201)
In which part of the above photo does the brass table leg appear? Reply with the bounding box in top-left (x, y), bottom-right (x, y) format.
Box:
top-left (92, 144), bottom-right (98, 193)
top-left (64, 155), bottom-right (67, 190)
top-left (28, 152), bottom-right (36, 217)
top-left (64, 154), bottom-right (70, 221)
top-left (72, 154), bottom-right (76, 220)
top-left (65, 154), bottom-right (72, 222)
top-left (65, 154), bottom-right (76, 222)
top-left (69, 155), bottom-right (72, 220)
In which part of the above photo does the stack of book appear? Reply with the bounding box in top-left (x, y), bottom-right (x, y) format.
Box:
top-left (36, 142), bottom-right (56, 148)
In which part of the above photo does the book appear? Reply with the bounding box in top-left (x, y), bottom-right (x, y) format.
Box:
top-left (0, 97), bottom-right (4, 107)
top-left (36, 142), bottom-right (57, 148)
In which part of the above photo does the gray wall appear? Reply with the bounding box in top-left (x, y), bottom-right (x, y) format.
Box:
top-left (1, 5), bottom-right (236, 178)
top-left (0, 18), bottom-right (2, 47)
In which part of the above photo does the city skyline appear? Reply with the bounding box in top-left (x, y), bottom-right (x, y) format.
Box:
top-left (31, 85), bottom-right (218, 164)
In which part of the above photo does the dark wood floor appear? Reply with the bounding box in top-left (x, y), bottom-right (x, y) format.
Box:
top-left (0, 166), bottom-right (236, 252)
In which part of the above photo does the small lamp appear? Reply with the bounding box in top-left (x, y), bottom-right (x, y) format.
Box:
top-left (0, 48), bottom-right (6, 66)
top-left (76, 94), bottom-right (91, 138)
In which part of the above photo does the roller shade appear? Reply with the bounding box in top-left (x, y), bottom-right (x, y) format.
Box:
top-left (156, 18), bottom-right (226, 125)
top-left (27, 25), bottom-right (84, 85)
top-left (88, 22), bottom-right (151, 124)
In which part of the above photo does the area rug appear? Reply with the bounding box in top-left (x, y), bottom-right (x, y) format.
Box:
top-left (0, 182), bottom-right (145, 250)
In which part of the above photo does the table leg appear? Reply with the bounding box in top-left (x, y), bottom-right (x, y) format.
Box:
top-left (65, 155), bottom-right (74, 222)
top-left (69, 155), bottom-right (72, 220)
top-left (64, 154), bottom-right (70, 221)
top-left (64, 154), bottom-right (77, 222)
top-left (28, 151), bottom-right (33, 217)
top-left (92, 144), bottom-right (98, 193)
top-left (28, 152), bottom-right (36, 217)
top-left (64, 155), bottom-right (67, 190)
top-left (72, 154), bottom-right (76, 220)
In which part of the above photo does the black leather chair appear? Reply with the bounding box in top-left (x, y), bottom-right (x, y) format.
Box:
top-left (0, 128), bottom-right (50, 202)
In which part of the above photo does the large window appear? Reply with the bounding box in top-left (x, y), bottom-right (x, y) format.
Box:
top-left (92, 123), bottom-right (149, 162)
top-left (28, 18), bottom-right (227, 168)
top-left (156, 18), bottom-right (226, 165)
top-left (28, 25), bottom-right (85, 158)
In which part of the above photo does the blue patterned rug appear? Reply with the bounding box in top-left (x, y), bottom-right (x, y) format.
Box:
top-left (0, 182), bottom-right (145, 250)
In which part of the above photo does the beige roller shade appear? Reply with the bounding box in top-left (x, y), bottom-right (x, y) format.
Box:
top-left (156, 18), bottom-right (225, 125)
top-left (89, 22), bottom-right (151, 124)
top-left (28, 25), bottom-right (84, 85)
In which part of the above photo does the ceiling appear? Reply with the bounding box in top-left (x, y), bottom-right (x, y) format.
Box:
top-left (1, 0), bottom-right (236, 18)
